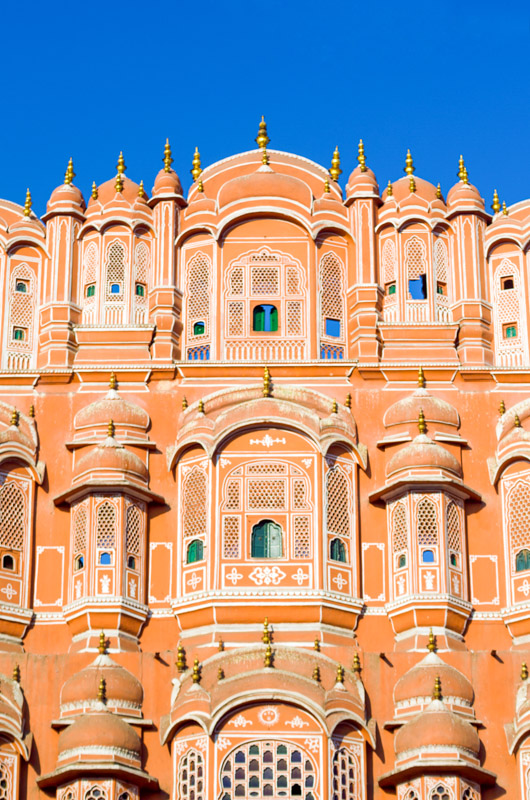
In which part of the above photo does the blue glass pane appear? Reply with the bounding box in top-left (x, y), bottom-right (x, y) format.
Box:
top-left (325, 318), bottom-right (341, 337)
top-left (408, 275), bottom-right (427, 299)
top-left (110, 283), bottom-right (121, 294)
top-left (422, 549), bottom-right (435, 563)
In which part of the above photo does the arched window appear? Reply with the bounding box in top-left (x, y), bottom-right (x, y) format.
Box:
top-left (417, 498), bottom-right (438, 548)
top-left (331, 746), bottom-right (358, 800)
top-left (330, 538), bottom-right (346, 562)
top-left (182, 467), bottom-right (208, 540)
top-left (251, 520), bottom-right (283, 558)
top-left (99, 552), bottom-right (112, 565)
top-left (220, 741), bottom-right (315, 800)
top-left (516, 549), bottom-right (530, 572)
top-left (13, 328), bottom-right (25, 341)
top-left (127, 556), bottom-right (136, 569)
top-left (398, 554), bottom-right (406, 568)
top-left (86, 284), bottom-right (96, 297)
top-left (0, 481), bottom-right (26, 564)
top-left (253, 304), bottom-right (278, 332)
top-left (110, 283), bottom-right (121, 294)
top-left (193, 320), bottom-right (205, 335)
top-left (178, 748), bottom-right (205, 800)
top-left (430, 785), bottom-right (450, 800)
top-left (15, 282), bottom-right (27, 293)
top-left (1, 554), bottom-right (14, 570)
top-left (135, 283), bottom-right (145, 297)
top-left (75, 555), bottom-right (84, 570)
top-left (319, 253), bottom-right (345, 341)
top-left (96, 502), bottom-right (116, 550)
top-left (405, 236), bottom-right (428, 299)
top-left (186, 252), bottom-right (211, 351)
top-left (422, 549), bottom-right (435, 563)
top-left (326, 467), bottom-right (351, 539)
top-left (505, 324), bottom-right (518, 338)
top-left (187, 539), bottom-right (204, 564)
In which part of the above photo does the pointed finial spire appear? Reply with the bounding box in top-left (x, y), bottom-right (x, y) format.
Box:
top-left (217, 666), bottom-right (225, 681)
top-left (522, 662), bottom-right (528, 681)
top-left (331, 399), bottom-right (338, 414)
top-left (255, 116), bottom-right (270, 149)
top-left (23, 188), bottom-right (32, 217)
top-left (352, 652), bottom-right (361, 673)
top-left (499, 399), bottom-right (506, 416)
top-left (91, 181), bottom-right (98, 200)
top-left (108, 419), bottom-right (115, 438)
top-left (324, 179), bottom-right (330, 193)
top-left (197, 178), bottom-right (204, 193)
top-left (462, 166), bottom-right (469, 185)
top-left (345, 393), bottom-right (352, 410)
top-left (192, 658), bottom-right (200, 683)
top-left (182, 396), bottom-right (188, 410)
top-left (163, 138), bottom-right (173, 172)
top-left (191, 147), bottom-right (202, 181)
top-left (314, 637), bottom-right (320, 652)
top-left (433, 676), bottom-right (442, 700)
top-left (263, 366), bottom-right (272, 398)
top-left (176, 643), bottom-right (186, 672)
top-left (336, 665), bottom-right (345, 684)
top-left (409, 175), bottom-right (416, 193)
top-left (502, 201), bottom-right (508, 215)
top-left (115, 173), bottom-right (124, 193)
top-left (262, 617), bottom-right (271, 645)
top-left (116, 151), bottom-right (126, 175)
top-left (138, 180), bottom-right (146, 197)
top-left (357, 139), bottom-right (367, 172)
top-left (218, 638), bottom-right (224, 652)
top-left (64, 158), bottom-right (75, 185)
top-left (457, 154), bottom-right (466, 181)
top-left (198, 399), bottom-right (205, 414)
top-left (261, 148), bottom-right (269, 166)
top-left (386, 180), bottom-right (393, 197)
top-left (404, 149), bottom-right (415, 176)
top-left (427, 628), bottom-right (436, 653)
top-left (12, 664), bottom-right (20, 683)
top-left (29, 404), bottom-right (35, 418)
top-left (312, 665), bottom-right (321, 682)
top-left (514, 413), bottom-right (522, 428)
top-left (418, 366), bottom-right (426, 388)
top-left (109, 372), bottom-right (117, 390)
top-left (97, 677), bottom-right (107, 703)
top-left (329, 146), bottom-right (342, 181)
top-left (418, 408), bottom-right (427, 435)
top-left (98, 630), bottom-right (107, 655)
top-left (264, 643), bottom-right (273, 668)
top-left (10, 409), bottom-right (19, 427)
top-left (436, 183), bottom-right (442, 199)
top-left (491, 189), bottom-right (500, 214)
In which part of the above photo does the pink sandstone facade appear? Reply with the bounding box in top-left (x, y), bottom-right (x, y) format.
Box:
top-left (0, 120), bottom-right (529, 800)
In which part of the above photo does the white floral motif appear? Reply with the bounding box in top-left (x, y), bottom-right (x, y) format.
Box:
top-left (229, 714), bottom-right (252, 728)
top-left (1, 584), bottom-right (16, 601)
top-left (518, 580), bottom-right (530, 597)
top-left (75, 579), bottom-right (82, 599)
top-left (258, 706), bottom-right (280, 726)
top-left (304, 737), bottom-right (320, 753)
top-left (286, 716), bottom-right (309, 729)
top-left (397, 575), bottom-right (406, 595)
top-left (333, 573), bottom-right (347, 591)
top-left (173, 740), bottom-right (189, 756)
top-left (249, 566), bottom-right (286, 586)
top-left (423, 571), bottom-right (435, 591)
top-left (187, 572), bottom-right (201, 590)
top-left (129, 578), bottom-right (137, 598)
top-left (250, 435), bottom-right (286, 448)
top-left (216, 736), bottom-right (232, 751)
top-left (452, 574), bottom-right (460, 594)
top-left (292, 568), bottom-right (309, 586)
top-left (220, 458), bottom-right (232, 467)
top-left (301, 458), bottom-right (312, 468)
top-left (195, 737), bottom-right (208, 752)
top-left (100, 575), bottom-right (111, 594)
top-left (226, 567), bottom-right (243, 585)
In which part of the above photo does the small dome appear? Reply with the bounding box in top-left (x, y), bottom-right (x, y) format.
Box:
top-left (394, 652), bottom-right (474, 707)
top-left (74, 439), bottom-right (148, 483)
top-left (58, 711), bottom-right (141, 760)
top-left (61, 654), bottom-right (143, 713)
top-left (384, 388), bottom-right (459, 429)
top-left (75, 389), bottom-right (149, 433)
top-left (346, 165), bottom-right (379, 198)
top-left (46, 183), bottom-right (86, 214)
top-left (95, 176), bottom-right (141, 207)
top-left (395, 700), bottom-right (480, 756)
top-left (152, 168), bottom-right (183, 197)
top-left (387, 176), bottom-right (439, 205)
top-left (447, 180), bottom-right (485, 212)
top-left (386, 435), bottom-right (462, 478)
top-left (218, 165), bottom-right (312, 210)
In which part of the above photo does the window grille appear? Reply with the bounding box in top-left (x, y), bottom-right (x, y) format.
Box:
top-left (219, 740), bottom-right (316, 800)
top-left (430, 785), bottom-right (450, 800)
top-left (446, 501), bottom-right (461, 552)
top-left (405, 236), bottom-right (427, 280)
top-left (8, 264), bottom-right (34, 351)
top-left (105, 241), bottom-right (126, 301)
top-left (84, 788), bottom-right (107, 800)
top-left (509, 481), bottom-right (530, 550)
top-left (228, 302), bottom-right (245, 336)
top-left (126, 505), bottom-right (142, 556)
top-left (293, 480), bottom-right (308, 509)
top-left (286, 267), bottom-right (301, 294)
top-left (134, 241), bottom-right (149, 284)
top-left (319, 253), bottom-right (345, 340)
top-left (96, 502), bottom-right (116, 549)
top-left (223, 516), bottom-right (240, 558)
top-left (182, 467), bottom-right (207, 539)
top-left (286, 301), bottom-right (303, 336)
top-left (248, 480), bottom-right (286, 510)
top-left (331, 747), bottom-right (358, 800)
top-left (434, 239), bottom-right (448, 284)
top-left (73, 504), bottom-right (88, 554)
top-left (417, 498), bottom-right (438, 546)
top-left (251, 267), bottom-right (279, 295)
top-left (187, 253), bottom-right (211, 340)
top-left (230, 267), bottom-right (244, 295)
top-left (0, 482), bottom-right (25, 550)
top-left (247, 463), bottom-right (286, 474)
top-left (225, 480), bottom-right (241, 510)
top-left (293, 516), bottom-right (311, 558)
top-left (382, 239), bottom-right (396, 284)
top-left (392, 503), bottom-right (408, 552)
top-left (326, 467), bottom-right (351, 538)
top-left (179, 749), bottom-right (205, 800)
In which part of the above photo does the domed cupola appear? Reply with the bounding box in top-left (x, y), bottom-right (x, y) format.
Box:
top-left (385, 421), bottom-right (462, 483)
top-left (446, 156), bottom-right (486, 216)
top-left (44, 158), bottom-right (86, 218)
top-left (383, 368), bottom-right (460, 433)
top-left (378, 151), bottom-right (443, 217)
top-left (150, 138), bottom-right (185, 201)
top-left (345, 140), bottom-right (379, 203)
top-left (73, 373), bottom-right (150, 443)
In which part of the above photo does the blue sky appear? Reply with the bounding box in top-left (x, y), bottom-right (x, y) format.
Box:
top-left (2, 0), bottom-right (528, 215)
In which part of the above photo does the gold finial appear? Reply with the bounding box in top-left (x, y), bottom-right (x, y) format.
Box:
top-left (217, 666), bottom-right (225, 681)
top-left (163, 138), bottom-right (173, 172)
top-left (115, 173), bottom-right (124, 193)
top-left (182, 396), bottom-right (188, 411)
top-left (492, 189), bottom-right (500, 214)
top-left (198, 399), bottom-right (205, 414)
top-left (64, 158), bottom-right (75, 185)
top-left (427, 628), bottom-right (436, 653)
top-left (312, 665), bottom-right (320, 682)
top-left (192, 658), bottom-right (200, 683)
top-left (263, 366), bottom-right (272, 398)
top-left (97, 677), bottom-right (106, 703)
top-left (462, 166), bottom-right (469, 185)
top-left (522, 662), bottom-right (528, 681)
top-left (176, 643), bottom-right (186, 672)
top-left (138, 180), bottom-right (145, 198)
top-left (329, 146), bottom-right (342, 182)
top-left (336, 665), bottom-right (345, 684)
top-left (357, 139), bottom-right (367, 172)
top-left (116, 151), bottom-right (126, 175)
top-left (502, 201), bottom-right (508, 215)
top-left (261, 148), bottom-right (269, 166)
top-left (91, 181), bottom-right (98, 200)
top-left (409, 175), bottom-right (416, 193)
top-left (324, 179), bottom-right (330, 193)
top-left (10, 409), bottom-right (19, 427)
top-left (436, 183), bottom-right (442, 199)
top-left (457, 154), bottom-right (466, 181)
top-left (218, 639), bottom-right (224, 652)
top-left (404, 149), bottom-right (415, 176)
top-left (514, 413), bottom-right (522, 428)
top-left (255, 116), bottom-right (270, 149)
top-left (386, 180), bottom-right (393, 197)
top-left (12, 664), bottom-right (20, 683)
top-left (331, 399), bottom-right (338, 414)
top-left (109, 372), bottom-right (117, 390)
top-left (98, 631), bottom-right (107, 655)
top-left (23, 188), bottom-right (32, 217)
top-left (197, 178), bottom-right (204, 193)
top-left (264, 643), bottom-right (273, 668)
top-left (314, 637), bottom-right (320, 652)
top-left (191, 147), bottom-right (202, 181)
top-left (108, 419), bottom-right (115, 438)
top-left (262, 617), bottom-right (271, 645)
top-left (433, 676), bottom-right (442, 700)
top-left (29, 405), bottom-right (35, 418)
top-left (418, 366), bottom-right (425, 388)
top-left (418, 408), bottom-right (427, 435)
top-left (345, 393), bottom-right (352, 410)
top-left (499, 399), bottom-right (506, 416)
top-left (352, 652), bottom-right (361, 673)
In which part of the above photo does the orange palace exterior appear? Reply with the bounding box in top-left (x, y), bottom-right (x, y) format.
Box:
top-left (0, 120), bottom-right (529, 800)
